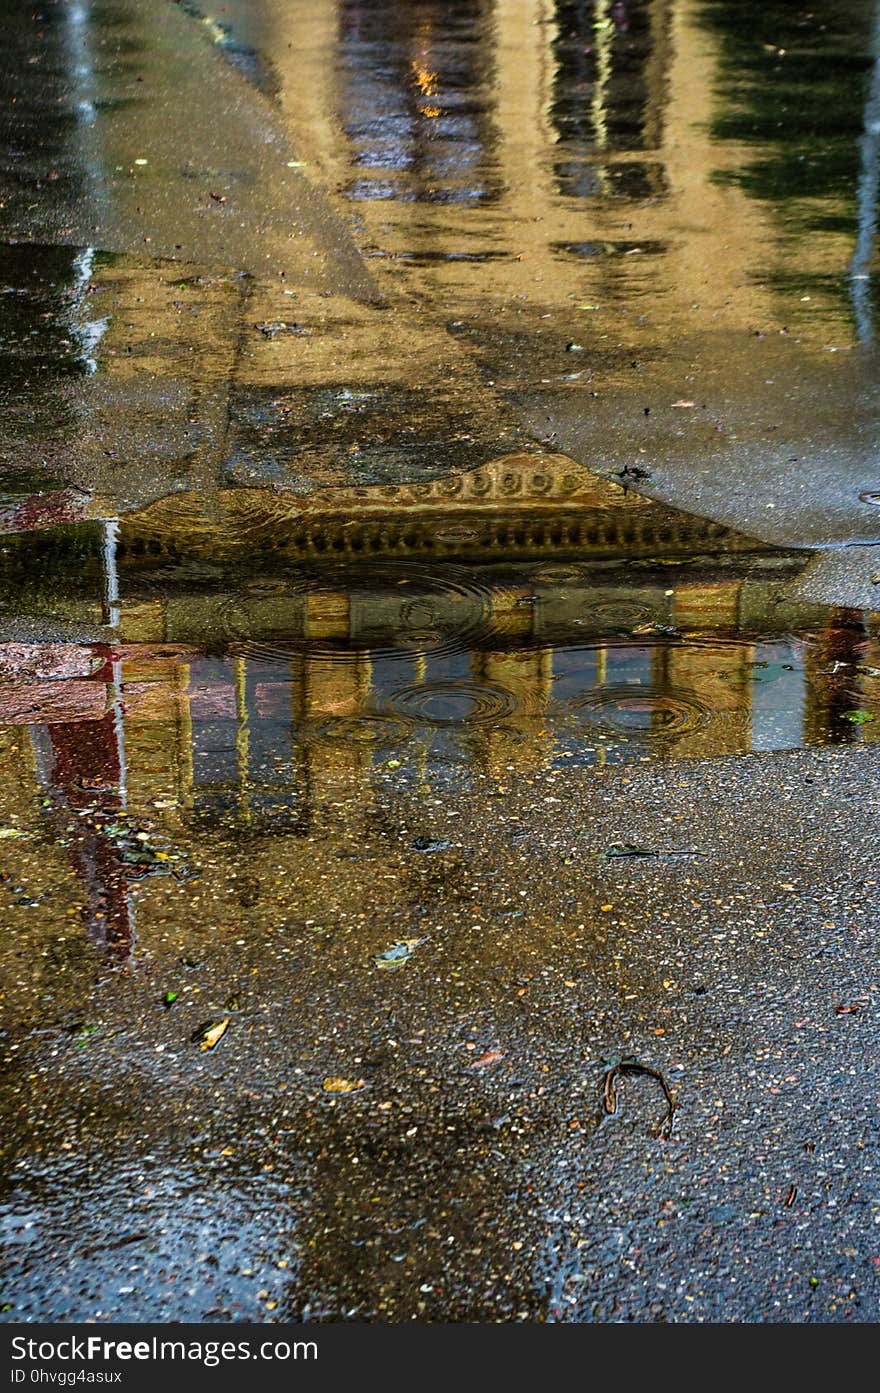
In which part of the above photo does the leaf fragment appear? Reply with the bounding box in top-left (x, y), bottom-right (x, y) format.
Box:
top-left (323, 1076), bottom-right (367, 1094)
top-left (374, 938), bottom-right (424, 971)
top-left (191, 1018), bottom-right (229, 1050)
top-left (466, 1049), bottom-right (505, 1070)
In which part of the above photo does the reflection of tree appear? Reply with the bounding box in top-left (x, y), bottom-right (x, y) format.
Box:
top-left (803, 607), bottom-right (869, 747)
top-left (698, 1), bottom-right (874, 235)
top-left (551, 0), bottom-right (657, 150)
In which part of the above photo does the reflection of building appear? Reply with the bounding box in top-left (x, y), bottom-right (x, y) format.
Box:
top-left (264, 0), bottom-right (866, 353)
top-left (1, 449), bottom-right (879, 955)
top-left (337, 0), bottom-right (501, 205)
top-left (550, 0), bottom-right (671, 198)
top-left (112, 452), bottom-right (748, 571)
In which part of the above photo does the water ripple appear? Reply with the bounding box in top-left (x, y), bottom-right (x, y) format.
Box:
top-left (566, 685), bottom-right (711, 742)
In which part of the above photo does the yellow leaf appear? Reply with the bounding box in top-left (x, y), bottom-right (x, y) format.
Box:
top-left (322, 1076), bottom-right (366, 1094)
top-left (199, 1019), bottom-right (229, 1051)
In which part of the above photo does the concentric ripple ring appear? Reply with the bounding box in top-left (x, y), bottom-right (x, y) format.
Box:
top-left (567, 685), bottom-right (710, 741)
top-left (381, 680), bottom-right (518, 728)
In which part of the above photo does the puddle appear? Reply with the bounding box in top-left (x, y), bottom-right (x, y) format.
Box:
top-left (0, 498), bottom-right (877, 965)
top-left (0, 524), bottom-right (877, 771)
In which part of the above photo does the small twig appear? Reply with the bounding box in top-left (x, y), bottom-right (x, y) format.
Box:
top-left (604, 844), bottom-right (707, 860)
top-left (601, 1061), bottom-right (677, 1140)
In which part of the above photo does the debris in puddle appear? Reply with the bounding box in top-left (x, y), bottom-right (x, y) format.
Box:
top-left (614, 464), bottom-right (652, 484)
top-left (841, 710), bottom-right (875, 724)
top-left (605, 843), bottom-right (658, 859)
top-left (374, 938), bottom-right (424, 971)
top-left (601, 1060), bottom-right (677, 1140)
top-left (466, 1049), bottom-right (505, 1070)
top-left (0, 827), bottom-right (30, 840)
top-left (71, 1024), bottom-right (99, 1046)
top-left (191, 1019), bottom-right (229, 1050)
top-left (411, 836), bottom-right (451, 852)
top-left (604, 843), bottom-right (705, 859)
top-left (323, 1077), bottom-right (367, 1094)
top-left (57, 808), bottom-right (187, 880)
top-left (254, 321), bottom-right (310, 339)
top-left (630, 622), bottom-right (681, 637)
top-left (833, 1000), bottom-right (866, 1015)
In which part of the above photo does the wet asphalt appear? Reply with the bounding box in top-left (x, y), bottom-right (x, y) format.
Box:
top-left (1, 744), bottom-right (878, 1323)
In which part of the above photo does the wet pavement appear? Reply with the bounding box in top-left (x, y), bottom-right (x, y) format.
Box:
top-left (1, 0), bottom-right (880, 1325)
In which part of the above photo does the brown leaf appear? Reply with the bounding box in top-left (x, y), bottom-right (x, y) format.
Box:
top-left (467, 1049), bottom-right (505, 1070)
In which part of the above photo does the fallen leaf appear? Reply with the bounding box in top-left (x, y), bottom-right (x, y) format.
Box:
top-left (0, 827), bottom-right (30, 839)
top-left (467, 1049), bottom-right (505, 1070)
top-left (323, 1076), bottom-right (367, 1093)
top-left (191, 1018), bottom-right (229, 1050)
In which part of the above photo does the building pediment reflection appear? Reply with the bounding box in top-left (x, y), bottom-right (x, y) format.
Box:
top-left (116, 451), bottom-right (757, 571)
